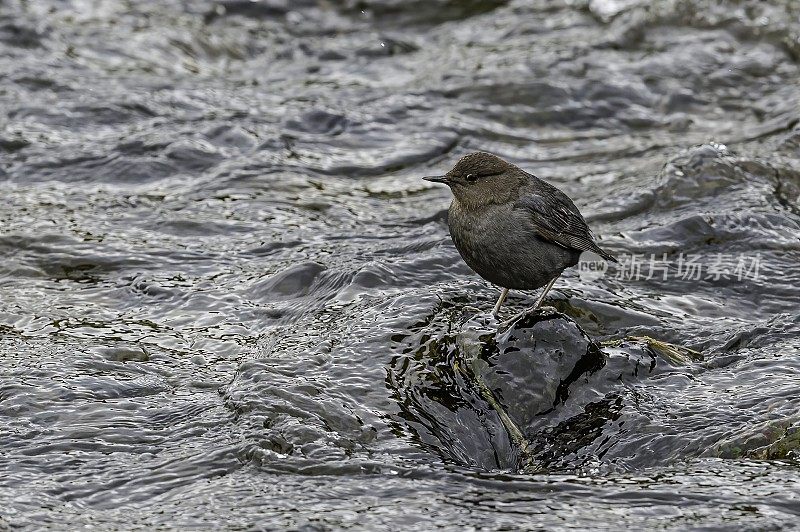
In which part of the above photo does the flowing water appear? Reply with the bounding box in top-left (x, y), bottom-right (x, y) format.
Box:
top-left (2, 0), bottom-right (800, 529)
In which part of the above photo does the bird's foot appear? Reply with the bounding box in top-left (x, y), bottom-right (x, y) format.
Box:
top-left (498, 304), bottom-right (557, 329)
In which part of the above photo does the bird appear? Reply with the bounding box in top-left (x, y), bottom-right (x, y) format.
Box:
top-left (423, 152), bottom-right (616, 317)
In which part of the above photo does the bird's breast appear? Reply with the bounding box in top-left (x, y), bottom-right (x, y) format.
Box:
top-left (446, 201), bottom-right (578, 290)
top-left (448, 201), bottom-right (518, 248)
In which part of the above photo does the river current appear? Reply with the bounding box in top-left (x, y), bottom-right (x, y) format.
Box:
top-left (2, 0), bottom-right (800, 529)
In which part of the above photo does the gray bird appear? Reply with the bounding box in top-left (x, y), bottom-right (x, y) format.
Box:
top-left (423, 152), bottom-right (616, 316)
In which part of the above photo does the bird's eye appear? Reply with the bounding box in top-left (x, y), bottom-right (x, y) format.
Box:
top-left (465, 173), bottom-right (477, 182)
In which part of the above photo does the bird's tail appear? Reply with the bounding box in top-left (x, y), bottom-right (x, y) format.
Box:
top-left (593, 244), bottom-right (618, 263)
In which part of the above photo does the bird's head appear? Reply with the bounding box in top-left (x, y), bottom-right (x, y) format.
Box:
top-left (423, 152), bottom-right (527, 208)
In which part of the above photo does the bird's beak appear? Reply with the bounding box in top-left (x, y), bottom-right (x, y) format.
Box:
top-left (422, 175), bottom-right (449, 184)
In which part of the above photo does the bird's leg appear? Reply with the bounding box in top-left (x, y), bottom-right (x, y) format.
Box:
top-left (492, 287), bottom-right (510, 316)
top-left (498, 274), bottom-right (561, 329)
top-left (532, 274), bottom-right (560, 309)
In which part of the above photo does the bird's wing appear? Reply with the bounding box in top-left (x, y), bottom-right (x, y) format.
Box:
top-left (514, 182), bottom-right (617, 263)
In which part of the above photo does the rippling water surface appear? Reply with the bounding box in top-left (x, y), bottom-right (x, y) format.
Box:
top-left (2, 0), bottom-right (800, 529)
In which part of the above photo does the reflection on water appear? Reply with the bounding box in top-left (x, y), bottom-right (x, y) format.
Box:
top-left (1, 0), bottom-right (800, 528)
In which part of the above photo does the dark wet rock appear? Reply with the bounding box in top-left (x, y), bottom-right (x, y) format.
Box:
top-left (387, 315), bottom-right (522, 470)
top-left (460, 312), bottom-right (607, 431)
top-left (387, 344), bottom-right (520, 469)
top-left (746, 421), bottom-right (800, 460)
top-left (392, 308), bottom-right (705, 473)
top-left (707, 418), bottom-right (800, 460)
top-left (459, 310), bottom-right (697, 472)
